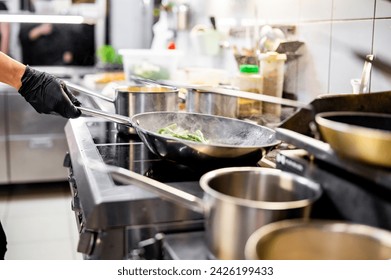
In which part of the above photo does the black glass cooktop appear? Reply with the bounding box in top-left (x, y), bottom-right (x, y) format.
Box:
top-left (87, 120), bottom-right (140, 145)
top-left (85, 120), bottom-right (208, 183)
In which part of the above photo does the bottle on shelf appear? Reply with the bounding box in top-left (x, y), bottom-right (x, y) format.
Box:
top-left (234, 64), bottom-right (263, 119)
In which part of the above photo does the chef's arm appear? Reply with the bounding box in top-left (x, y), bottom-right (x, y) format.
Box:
top-left (0, 51), bottom-right (81, 119)
top-left (0, 51), bottom-right (25, 89)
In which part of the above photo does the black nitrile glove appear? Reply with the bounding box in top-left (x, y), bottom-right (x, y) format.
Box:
top-left (18, 66), bottom-right (81, 119)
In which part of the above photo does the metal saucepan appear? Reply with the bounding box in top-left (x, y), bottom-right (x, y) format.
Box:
top-left (77, 106), bottom-right (280, 167)
top-left (185, 88), bottom-right (239, 118)
top-left (92, 164), bottom-right (322, 260)
top-left (129, 75), bottom-right (312, 111)
top-left (315, 111), bottom-right (391, 167)
top-left (66, 82), bottom-right (179, 134)
top-left (245, 219), bottom-right (391, 260)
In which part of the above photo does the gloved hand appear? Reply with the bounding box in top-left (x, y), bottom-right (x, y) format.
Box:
top-left (18, 66), bottom-right (81, 119)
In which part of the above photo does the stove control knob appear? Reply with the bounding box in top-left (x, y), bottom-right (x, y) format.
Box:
top-left (63, 152), bottom-right (72, 168)
top-left (77, 230), bottom-right (96, 256)
top-left (137, 233), bottom-right (165, 260)
top-left (71, 196), bottom-right (81, 212)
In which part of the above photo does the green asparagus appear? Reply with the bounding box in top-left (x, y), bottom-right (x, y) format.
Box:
top-left (158, 123), bottom-right (208, 143)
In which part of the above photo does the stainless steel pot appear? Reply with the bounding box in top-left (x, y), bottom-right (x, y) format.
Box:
top-left (95, 164), bottom-right (322, 260)
top-left (66, 82), bottom-right (179, 134)
top-left (185, 88), bottom-right (238, 118)
top-left (245, 219), bottom-right (391, 260)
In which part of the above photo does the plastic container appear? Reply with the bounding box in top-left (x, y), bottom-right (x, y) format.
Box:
top-left (119, 49), bottom-right (183, 81)
top-left (190, 25), bottom-right (223, 56)
top-left (233, 64), bottom-right (263, 118)
top-left (259, 52), bottom-right (287, 118)
top-left (175, 67), bottom-right (229, 86)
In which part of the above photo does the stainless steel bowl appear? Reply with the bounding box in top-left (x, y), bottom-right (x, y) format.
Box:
top-left (245, 219), bottom-right (391, 260)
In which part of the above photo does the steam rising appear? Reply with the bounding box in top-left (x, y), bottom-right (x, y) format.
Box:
top-left (133, 112), bottom-right (277, 147)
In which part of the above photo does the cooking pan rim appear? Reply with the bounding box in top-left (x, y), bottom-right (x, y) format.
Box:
top-left (131, 111), bottom-right (281, 148)
top-left (199, 167), bottom-right (322, 210)
top-left (244, 218), bottom-right (391, 260)
top-left (316, 111), bottom-right (391, 140)
top-left (115, 85), bottom-right (179, 93)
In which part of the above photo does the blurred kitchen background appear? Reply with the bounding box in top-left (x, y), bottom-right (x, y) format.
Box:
top-left (1, 0), bottom-right (390, 102)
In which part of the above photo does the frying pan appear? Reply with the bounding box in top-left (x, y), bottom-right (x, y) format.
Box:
top-left (78, 106), bottom-right (280, 167)
top-left (278, 91), bottom-right (391, 167)
top-left (315, 111), bottom-right (391, 167)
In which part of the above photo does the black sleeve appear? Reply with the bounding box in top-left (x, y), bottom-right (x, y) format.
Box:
top-left (0, 221), bottom-right (7, 260)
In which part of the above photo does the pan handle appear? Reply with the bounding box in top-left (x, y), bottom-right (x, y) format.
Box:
top-left (275, 128), bottom-right (334, 156)
top-left (77, 106), bottom-right (134, 126)
top-left (65, 81), bottom-right (115, 103)
top-left (87, 160), bottom-right (205, 214)
top-left (129, 75), bottom-right (161, 86)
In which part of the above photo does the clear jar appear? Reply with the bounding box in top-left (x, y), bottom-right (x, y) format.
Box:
top-left (259, 52), bottom-right (287, 118)
top-left (234, 64), bottom-right (263, 118)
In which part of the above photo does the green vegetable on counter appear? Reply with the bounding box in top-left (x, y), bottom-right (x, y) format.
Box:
top-left (97, 45), bottom-right (123, 65)
top-left (158, 123), bottom-right (208, 143)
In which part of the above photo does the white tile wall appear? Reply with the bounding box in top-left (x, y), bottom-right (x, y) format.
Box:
top-left (332, 0), bottom-right (376, 20)
top-left (299, 0), bottom-right (333, 21)
top-left (205, 0), bottom-right (255, 19)
top-left (255, 0), bottom-right (301, 24)
top-left (296, 22), bottom-right (332, 102)
top-left (375, 0), bottom-right (391, 18)
top-left (370, 19), bottom-right (391, 92)
top-left (194, 0), bottom-right (391, 102)
top-left (195, 0), bottom-right (391, 100)
top-left (329, 20), bottom-right (373, 93)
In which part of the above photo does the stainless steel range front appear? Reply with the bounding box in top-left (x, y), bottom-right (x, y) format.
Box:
top-left (64, 118), bottom-right (209, 260)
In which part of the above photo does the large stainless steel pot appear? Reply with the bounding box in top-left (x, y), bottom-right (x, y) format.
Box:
top-left (66, 82), bottom-right (179, 134)
top-left (94, 164), bottom-right (322, 259)
top-left (245, 219), bottom-right (391, 260)
top-left (77, 107), bottom-right (280, 167)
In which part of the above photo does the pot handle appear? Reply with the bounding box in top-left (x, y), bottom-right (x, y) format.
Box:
top-left (65, 81), bottom-right (114, 103)
top-left (130, 75), bottom-right (313, 110)
top-left (87, 160), bottom-right (205, 214)
top-left (77, 106), bottom-right (134, 127)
